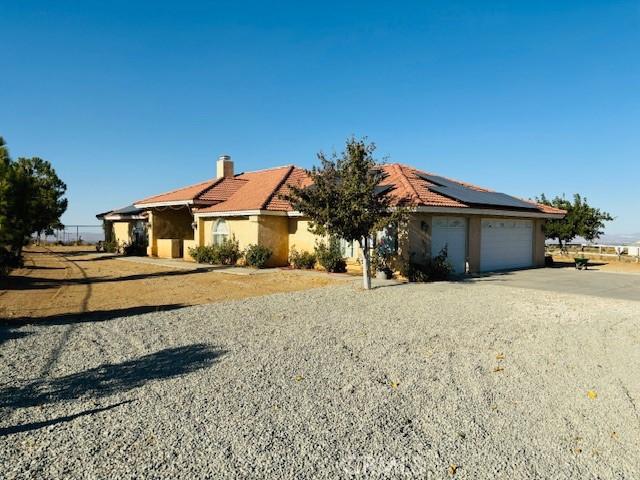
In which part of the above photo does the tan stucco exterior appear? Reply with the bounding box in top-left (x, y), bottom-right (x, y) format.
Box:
top-left (157, 239), bottom-right (182, 259)
top-left (104, 221), bottom-right (135, 248)
top-left (103, 219), bottom-right (147, 251)
top-left (258, 216), bottom-right (289, 266)
top-left (533, 219), bottom-right (546, 267)
top-left (183, 239), bottom-right (197, 261)
top-left (147, 207), bottom-right (194, 257)
top-left (287, 218), bottom-right (317, 254)
top-left (467, 216), bottom-right (481, 273)
top-left (200, 216), bottom-right (259, 250)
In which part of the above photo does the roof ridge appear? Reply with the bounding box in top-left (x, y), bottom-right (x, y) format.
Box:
top-left (260, 165), bottom-right (295, 210)
top-left (193, 176), bottom-right (226, 200)
top-left (239, 164), bottom-right (296, 175)
top-left (392, 164), bottom-right (420, 202)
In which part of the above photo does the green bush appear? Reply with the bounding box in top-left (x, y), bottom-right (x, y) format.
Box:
top-left (0, 247), bottom-right (19, 277)
top-left (314, 237), bottom-right (347, 273)
top-left (188, 245), bottom-right (212, 264)
top-left (215, 237), bottom-right (242, 265)
top-left (188, 237), bottom-right (241, 265)
top-left (102, 240), bottom-right (118, 253)
top-left (403, 246), bottom-right (452, 282)
top-left (244, 244), bottom-right (272, 268)
top-left (289, 246), bottom-right (317, 269)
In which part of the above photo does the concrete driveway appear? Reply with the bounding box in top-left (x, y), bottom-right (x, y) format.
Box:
top-left (466, 267), bottom-right (640, 301)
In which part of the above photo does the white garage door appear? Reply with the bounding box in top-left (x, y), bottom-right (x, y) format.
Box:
top-left (431, 217), bottom-right (467, 274)
top-left (480, 219), bottom-right (533, 272)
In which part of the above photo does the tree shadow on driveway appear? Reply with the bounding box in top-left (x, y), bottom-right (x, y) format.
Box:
top-left (0, 400), bottom-right (134, 437)
top-left (0, 344), bottom-right (226, 410)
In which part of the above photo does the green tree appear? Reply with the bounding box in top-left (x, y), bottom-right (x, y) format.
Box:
top-left (284, 137), bottom-right (394, 289)
top-left (537, 193), bottom-right (613, 248)
top-left (15, 157), bottom-right (68, 240)
top-left (0, 137), bottom-right (67, 267)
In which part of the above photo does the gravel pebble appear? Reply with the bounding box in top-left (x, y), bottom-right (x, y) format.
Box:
top-left (1, 281), bottom-right (639, 479)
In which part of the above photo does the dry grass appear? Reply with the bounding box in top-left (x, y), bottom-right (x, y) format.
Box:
top-left (551, 254), bottom-right (640, 273)
top-left (0, 246), bottom-right (346, 322)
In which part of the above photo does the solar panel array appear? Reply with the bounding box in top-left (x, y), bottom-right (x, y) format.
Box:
top-left (416, 172), bottom-right (538, 210)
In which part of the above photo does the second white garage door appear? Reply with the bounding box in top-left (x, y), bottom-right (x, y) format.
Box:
top-left (480, 219), bottom-right (533, 272)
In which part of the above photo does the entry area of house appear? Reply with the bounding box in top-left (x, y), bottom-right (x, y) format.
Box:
top-left (147, 206), bottom-right (195, 259)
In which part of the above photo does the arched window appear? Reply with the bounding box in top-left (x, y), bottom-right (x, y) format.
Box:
top-left (212, 219), bottom-right (229, 246)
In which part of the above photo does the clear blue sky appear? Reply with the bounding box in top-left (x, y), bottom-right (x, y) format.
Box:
top-left (1, 1), bottom-right (638, 233)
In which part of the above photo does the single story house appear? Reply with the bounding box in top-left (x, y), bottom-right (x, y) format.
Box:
top-left (134, 155), bottom-right (565, 273)
top-left (96, 205), bottom-right (148, 249)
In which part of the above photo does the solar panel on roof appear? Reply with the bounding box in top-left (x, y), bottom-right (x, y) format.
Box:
top-left (416, 173), bottom-right (538, 210)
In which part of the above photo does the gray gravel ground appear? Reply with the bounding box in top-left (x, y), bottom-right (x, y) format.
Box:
top-left (1, 281), bottom-right (639, 479)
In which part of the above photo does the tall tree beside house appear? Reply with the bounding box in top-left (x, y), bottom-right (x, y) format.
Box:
top-left (0, 137), bottom-right (67, 271)
top-left (537, 193), bottom-right (613, 248)
top-left (284, 137), bottom-right (394, 290)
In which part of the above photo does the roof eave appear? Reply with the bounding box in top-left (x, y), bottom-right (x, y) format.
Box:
top-left (134, 200), bottom-right (217, 209)
top-left (412, 205), bottom-right (565, 219)
top-left (194, 209), bottom-right (290, 218)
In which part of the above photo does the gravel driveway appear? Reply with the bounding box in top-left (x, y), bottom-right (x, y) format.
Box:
top-left (1, 281), bottom-right (639, 479)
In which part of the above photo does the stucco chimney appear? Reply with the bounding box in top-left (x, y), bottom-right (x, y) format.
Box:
top-left (216, 155), bottom-right (234, 179)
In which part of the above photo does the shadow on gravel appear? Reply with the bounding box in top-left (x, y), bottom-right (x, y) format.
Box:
top-left (0, 329), bottom-right (32, 346)
top-left (2, 268), bottom-right (209, 291)
top-left (1, 304), bottom-right (187, 327)
top-left (0, 400), bottom-right (133, 437)
top-left (0, 344), bottom-right (226, 410)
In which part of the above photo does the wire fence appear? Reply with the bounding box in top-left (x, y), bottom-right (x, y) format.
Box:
top-left (34, 225), bottom-right (105, 245)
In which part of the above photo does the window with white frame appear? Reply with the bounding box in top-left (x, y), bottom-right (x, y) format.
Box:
top-left (212, 219), bottom-right (229, 246)
top-left (340, 238), bottom-right (355, 258)
top-left (376, 224), bottom-right (398, 253)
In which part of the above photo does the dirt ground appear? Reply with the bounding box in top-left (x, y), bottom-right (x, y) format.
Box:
top-left (551, 255), bottom-right (640, 273)
top-left (0, 246), bottom-right (346, 323)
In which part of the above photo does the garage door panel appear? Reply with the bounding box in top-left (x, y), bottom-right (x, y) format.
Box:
top-left (431, 217), bottom-right (466, 274)
top-left (480, 219), bottom-right (533, 272)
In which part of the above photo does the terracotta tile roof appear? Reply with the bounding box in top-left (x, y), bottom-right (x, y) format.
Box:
top-left (139, 162), bottom-right (565, 216)
top-left (380, 164), bottom-right (485, 208)
top-left (530, 202), bottom-right (566, 215)
top-left (196, 166), bottom-right (295, 213)
top-left (198, 177), bottom-right (248, 202)
top-left (136, 178), bottom-right (219, 205)
top-left (265, 167), bottom-right (312, 211)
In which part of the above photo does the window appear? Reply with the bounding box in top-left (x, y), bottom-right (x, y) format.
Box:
top-left (212, 219), bottom-right (229, 246)
top-left (376, 224), bottom-right (398, 253)
top-left (132, 221), bottom-right (147, 244)
top-left (340, 238), bottom-right (355, 258)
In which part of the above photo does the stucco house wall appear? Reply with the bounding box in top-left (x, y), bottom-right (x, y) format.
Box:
top-left (112, 221), bottom-right (133, 247)
top-left (287, 218), bottom-right (317, 254)
top-left (533, 219), bottom-right (546, 267)
top-left (201, 216), bottom-right (260, 250)
top-left (147, 207), bottom-right (194, 257)
top-left (258, 216), bottom-right (289, 267)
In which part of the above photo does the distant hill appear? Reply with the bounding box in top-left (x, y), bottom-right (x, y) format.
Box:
top-left (546, 233), bottom-right (640, 246)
